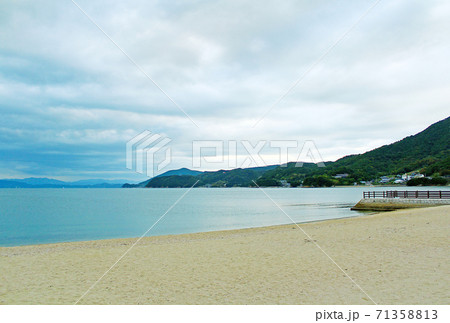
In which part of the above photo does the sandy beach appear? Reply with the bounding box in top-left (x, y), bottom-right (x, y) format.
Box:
top-left (1, 206), bottom-right (449, 305)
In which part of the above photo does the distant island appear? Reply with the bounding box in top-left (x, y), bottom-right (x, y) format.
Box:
top-left (0, 178), bottom-right (129, 189)
top-left (124, 116), bottom-right (449, 188)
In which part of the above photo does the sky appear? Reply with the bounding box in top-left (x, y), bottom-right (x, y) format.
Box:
top-left (0, 0), bottom-right (449, 181)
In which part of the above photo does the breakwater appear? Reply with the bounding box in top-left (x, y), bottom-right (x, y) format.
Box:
top-left (351, 190), bottom-right (450, 211)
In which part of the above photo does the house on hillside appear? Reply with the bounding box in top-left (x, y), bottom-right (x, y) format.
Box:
top-left (379, 176), bottom-right (392, 183)
top-left (402, 173), bottom-right (411, 181)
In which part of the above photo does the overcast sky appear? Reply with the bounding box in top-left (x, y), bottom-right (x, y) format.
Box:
top-left (1, 0), bottom-right (449, 181)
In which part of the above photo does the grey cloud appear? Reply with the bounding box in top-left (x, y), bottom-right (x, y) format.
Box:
top-left (0, 0), bottom-right (448, 179)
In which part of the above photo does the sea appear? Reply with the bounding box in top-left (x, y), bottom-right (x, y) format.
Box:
top-left (0, 186), bottom-right (435, 246)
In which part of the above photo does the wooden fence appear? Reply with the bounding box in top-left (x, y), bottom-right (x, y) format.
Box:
top-left (363, 191), bottom-right (450, 199)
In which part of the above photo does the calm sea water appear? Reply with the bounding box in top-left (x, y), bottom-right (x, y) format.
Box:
top-left (0, 186), bottom-right (431, 247)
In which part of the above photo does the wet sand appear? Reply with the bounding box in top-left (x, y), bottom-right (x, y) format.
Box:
top-left (1, 206), bottom-right (449, 304)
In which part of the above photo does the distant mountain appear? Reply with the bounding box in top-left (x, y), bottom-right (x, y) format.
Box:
top-left (257, 116), bottom-right (450, 187)
top-left (133, 117), bottom-right (449, 188)
top-left (0, 177), bottom-right (131, 188)
top-left (122, 167), bottom-right (204, 188)
top-left (68, 179), bottom-right (131, 186)
top-left (142, 165), bottom-right (278, 188)
top-left (12, 178), bottom-right (67, 186)
top-left (157, 167), bottom-right (203, 178)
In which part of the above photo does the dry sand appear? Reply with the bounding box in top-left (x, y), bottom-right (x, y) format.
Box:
top-left (1, 206), bottom-right (449, 305)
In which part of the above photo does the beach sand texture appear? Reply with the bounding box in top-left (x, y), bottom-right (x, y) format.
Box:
top-left (1, 206), bottom-right (449, 304)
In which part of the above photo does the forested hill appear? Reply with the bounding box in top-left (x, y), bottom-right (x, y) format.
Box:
top-left (144, 165), bottom-right (278, 188)
top-left (257, 116), bottom-right (449, 186)
top-left (330, 116), bottom-right (449, 177)
top-left (123, 116), bottom-right (449, 188)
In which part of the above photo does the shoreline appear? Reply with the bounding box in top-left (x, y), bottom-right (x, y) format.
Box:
top-left (2, 185), bottom-right (448, 189)
top-left (0, 212), bottom-right (372, 249)
top-left (1, 205), bottom-right (449, 304)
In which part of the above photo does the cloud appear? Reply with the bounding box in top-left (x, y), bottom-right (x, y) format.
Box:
top-left (0, 0), bottom-right (449, 179)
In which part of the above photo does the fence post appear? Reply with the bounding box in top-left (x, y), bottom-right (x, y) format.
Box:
top-left (440, 191), bottom-right (442, 199)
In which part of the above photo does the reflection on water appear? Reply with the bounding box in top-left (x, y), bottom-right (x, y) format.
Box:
top-left (0, 186), bottom-right (433, 246)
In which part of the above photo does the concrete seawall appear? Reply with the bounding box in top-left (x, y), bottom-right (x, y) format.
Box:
top-left (351, 198), bottom-right (450, 211)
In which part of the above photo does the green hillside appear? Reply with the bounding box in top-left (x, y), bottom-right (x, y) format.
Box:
top-left (126, 116), bottom-right (449, 188)
top-left (145, 165), bottom-right (277, 188)
top-left (257, 116), bottom-right (449, 186)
